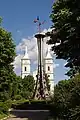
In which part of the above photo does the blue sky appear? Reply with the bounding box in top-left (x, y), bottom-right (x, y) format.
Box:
top-left (0, 0), bottom-right (68, 83)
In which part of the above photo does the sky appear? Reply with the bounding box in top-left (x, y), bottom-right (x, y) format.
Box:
top-left (0, 0), bottom-right (69, 84)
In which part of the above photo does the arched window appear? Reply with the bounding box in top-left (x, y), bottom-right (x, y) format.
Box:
top-left (48, 66), bottom-right (50, 71)
top-left (25, 67), bottom-right (27, 71)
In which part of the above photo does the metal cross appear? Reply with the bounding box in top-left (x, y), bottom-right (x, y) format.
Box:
top-left (34, 16), bottom-right (45, 33)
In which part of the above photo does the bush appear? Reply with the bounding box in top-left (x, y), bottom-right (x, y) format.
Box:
top-left (0, 113), bottom-right (7, 119)
top-left (0, 99), bottom-right (12, 114)
top-left (14, 95), bottom-right (22, 100)
top-left (12, 99), bottom-right (52, 110)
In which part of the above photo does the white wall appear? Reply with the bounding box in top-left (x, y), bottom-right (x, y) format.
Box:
top-left (44, 59), bottom-right (54, 93)
top-left (21, 59), bottom-right (30, 79)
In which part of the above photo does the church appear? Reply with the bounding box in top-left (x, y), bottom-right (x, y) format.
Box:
top-left (21, 45), bottom-right (54, 94)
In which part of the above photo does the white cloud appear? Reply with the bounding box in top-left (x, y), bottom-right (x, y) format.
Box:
top-left (13, 29), bottom-right (59, 76)
top-left (17, 30), bottom-right (20, 33)
top-left (13, 54), bottom-right (23, 69)
top-left (53, 64), bottom-right (59, 68)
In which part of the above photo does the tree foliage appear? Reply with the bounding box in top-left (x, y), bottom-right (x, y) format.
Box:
top-left (47, 0), bottom-right (80, 76)
top-left (21, 75), bottom-right (35, 99)
top-left (0, 20), bottom-right (16, 101)
top-left (52, 74), bottom-right (80, 119)
top-left (0, 18), bottom-right (17, 116)
top-left (10, 75), bottom-right (22, 100)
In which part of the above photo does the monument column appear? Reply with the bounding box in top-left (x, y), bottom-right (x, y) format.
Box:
top-left (35, 33), bottom-right (45, 99)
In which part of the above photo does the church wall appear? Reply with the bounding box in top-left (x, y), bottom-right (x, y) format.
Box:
top-left (44, 58), bottom-right (54, 93)
top-left (45, 63), bottom-right (53, 74)
top-left (21, 59), bottom-right (30, 79)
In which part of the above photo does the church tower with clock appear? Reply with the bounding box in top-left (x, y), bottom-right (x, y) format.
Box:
top-left (21, 46), bottom-right (30, 79)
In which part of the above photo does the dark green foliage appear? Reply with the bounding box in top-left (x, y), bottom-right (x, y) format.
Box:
top-left (10, 75), bottom-right (22, 100)
top-left (0, 20), bottom-right (16, 102)
top-left (47, 0), bottom-right (80, 76)
top-left (8, 74), bottom-right (35, 101)
top-left (51, 74), bottom-right (80, 119)
top-left (14, 95), bottom-right (22, 100)
top-left (12, 100), bottom-right (52, 110)
top-left (21, 75), bottom-right (35, 99)
top-left (0, 18), bottom-right (17, 116)
top-left (0, 99), bottom-right (12, 114)
top-left (48, 1), bottom-right (80, 118)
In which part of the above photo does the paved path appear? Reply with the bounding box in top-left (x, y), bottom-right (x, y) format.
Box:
top-left (7, 118), bottom-right (27, 120)
top-left (7, 116), bottom-right (28, 120)
top-left (7, 110), bottom-right (51, 120)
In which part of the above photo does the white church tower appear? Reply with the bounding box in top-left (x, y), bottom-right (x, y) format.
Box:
top-left (21, 46), bottom-right (30, 79)
top-left (44, 46), bottom-right (54, 94)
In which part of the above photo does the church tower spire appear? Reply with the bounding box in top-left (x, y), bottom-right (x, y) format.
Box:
top-left (25, 46), bottom-right (28, 55)
top-left (21, 46), bottom-right (30, 79)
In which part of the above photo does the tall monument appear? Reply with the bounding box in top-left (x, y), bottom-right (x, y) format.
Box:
top-left (33, 17), bottom-right (54, 100)
top-left (32, 33), bottom-right (50, 100)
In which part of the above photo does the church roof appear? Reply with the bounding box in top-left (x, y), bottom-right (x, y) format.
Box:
top-left (22, 46), bottom-right (30, 59)
top-left (45, 46), bottom-right (53, 59)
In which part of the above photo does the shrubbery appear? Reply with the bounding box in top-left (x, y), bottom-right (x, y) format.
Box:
top-left (51, 74), bottom-right (80, 119)
top-left (0, 99), bottom-right (12, 118)
top-left (14, 95), bottom-right (23, 100)
top-left (0, 18), bottom-right (16, 118)
top-left (12, 99), bottom-right (52, 110)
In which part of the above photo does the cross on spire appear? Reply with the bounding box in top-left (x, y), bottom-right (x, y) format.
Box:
top-left (25, 46), bottom-right (28, 55)
top-left (34, 16), bottom-right (46, 33)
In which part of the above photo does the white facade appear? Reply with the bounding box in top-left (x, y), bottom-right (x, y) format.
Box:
top-left (21, 46), bottom-right (30, 79)
top-left (44, 47), bottom-right (54, 94)
top-left (33, 70), bottom-right (37, 81)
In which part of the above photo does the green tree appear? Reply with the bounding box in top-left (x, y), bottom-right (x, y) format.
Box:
top-left (21, 75), bottom-right (35, 99)
top-left (10, 75), bottom-right (22, 100)
top-left (69, 74), bottom-right (80, 120)
top-left (47, 0), bottom-right (80, 77)
top-left (53, 80), bottom-right (71, 119)
top-left (0, 19), bottom-right (16, 101)
top-left (52, 74), bottom-right (80, 119)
